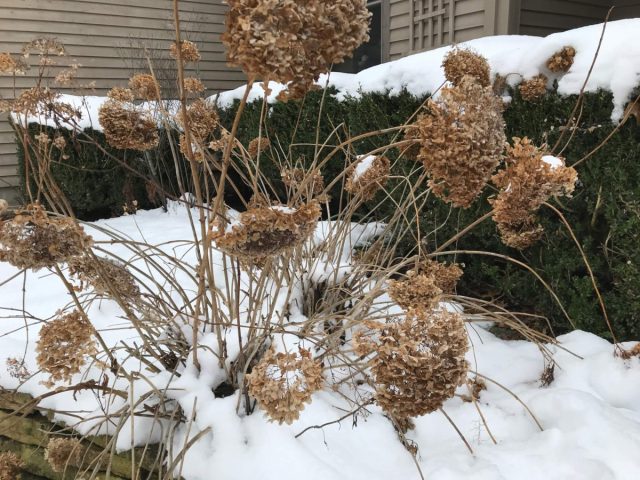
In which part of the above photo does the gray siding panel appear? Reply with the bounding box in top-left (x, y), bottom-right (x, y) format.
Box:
top-left (0, 0), bottom-right (246, 204)
top-left (519, 0), bottom-right (610, 36)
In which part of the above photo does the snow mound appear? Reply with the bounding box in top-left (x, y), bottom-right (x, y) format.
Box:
top-left (215, 19), bottom-right (640, 121)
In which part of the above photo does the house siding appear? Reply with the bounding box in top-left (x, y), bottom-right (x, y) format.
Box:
top-left (519, 0), bottom-right (611, 36)
top-left (0, 0), bottom-right (245, 205)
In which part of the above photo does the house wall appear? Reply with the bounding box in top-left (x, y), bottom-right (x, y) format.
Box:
top-left (0, 0), bottom-right (246, 205)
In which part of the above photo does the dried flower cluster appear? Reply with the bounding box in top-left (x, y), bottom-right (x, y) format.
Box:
top-left (519, 74), bottom-right (548, 101)
top-left (281, 167), bottom-right (327, 201)
top-left (345, 155), bottom-right (390, 201)
top-left (176, 99), bottom-right (219, 161)
top-left (0, 204), bottom-right (92, 270)
top-left (0, 52), bottom-right (27, 74)
top-left (5, 357), bottom-right (30, 380)
top-left (129, 73), bottom-right (159, 100)
top-left (107, 87), bottom-right (134, 102)
top-left (36, 310), bottom-right (96, 386)
top-left (54, 64), bottom-right (80, 86)
top-left (416, 259), bottom-right (463, 294)
top-left (184, 77), bottom-right (206, 94)
top-left (0, 452), bottom-right (23, 480)
top-left (247, 348), bottom-right (323, 424)
top-left (247, 136), bottom-right (270, 158)
top-left (222, 0), bottom-right (370, 99)
top-left (355, 309), bottom-right (468, 420)
top-left (212, 201), bottom-right (321, 260)
top-left (546, 46), bottom-right (576, 73)
top-left (98, 93), bottom-right (158, 151)
top-left (22, 38), bottom-right (65, 58)
top-left (10, 87), bottom-right (81, 124)
top-left (388, 271), bottom-right (442, 311)
top-left (415, 76), bottom-right (506, 208)
top-left (490, 137), bottom-right (578, 249)
top-left (68, 255), bottom-right (140, 301)
top-left (45, 438), bottom-right (83, 473)
top-left (442, 48), bottom-right (490, 87)
top-left (170, 40), bottom-right (201, 62)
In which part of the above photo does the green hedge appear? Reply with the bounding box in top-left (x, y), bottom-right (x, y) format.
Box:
top-left (14, 87), bottom-right (640, 340)
top-left (218, 87), bottom-right (640, 341)
top-left (15, 124), bottom-right (182, 219)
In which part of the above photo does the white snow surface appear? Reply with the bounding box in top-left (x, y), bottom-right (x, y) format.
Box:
top-left (1, 204), bottom-right (639, 479)
top-left (215, 19), bottom-right (640, 121)
top-left (12, 19), bottom-right (640, 132)
top-left (352, 154), bottom-right (377, 181)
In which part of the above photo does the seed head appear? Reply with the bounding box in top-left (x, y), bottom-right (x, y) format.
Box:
top-left (281, 167), bottom-right (327, 202)
top-left (247, 136), bottom-right (270, 158)
top-left (68, 255), bottom-right (140, 302)
top-left (184, 77), bottom-right (206, 94)
top-left (0, 52), bottom-right (27, 75)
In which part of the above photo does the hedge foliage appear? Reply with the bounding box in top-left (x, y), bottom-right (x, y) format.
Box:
top-left (14, 87), bottom-right (640, 340)
top-left (218, 87), bottom-right (640, 341)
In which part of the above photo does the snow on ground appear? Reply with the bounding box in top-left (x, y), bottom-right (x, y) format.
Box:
top-left (1, 204), bottom-right (639, 480)
top-left (12, 19), bottom-right (640, 132)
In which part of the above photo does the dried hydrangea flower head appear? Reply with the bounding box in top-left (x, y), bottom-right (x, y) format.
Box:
top-left (247, 136), bottom-right (270, 158)
top-left (212, 201), bottom-right (321, 260)
top-left (388, 271), bottom-right (442, 311)
top-left (222, 0), bottom-right (370, 99)
top-left (68, 255), bottom-right (140, 301)
top-left (355, 309), bottom-right (468, 421)
top-left (546, 46), bottom-right (576, 73)
top-left (184, 77), bottom-right (206, 94)
top-left (0, 198), bottom-right (8, 214)
top-left (170, 40), bottom-right (201, 62)
top-left (0, 204), bottom-right (92, 270)
top-left (0, 452), bottom-right (23, 480)
top-left (0, 52), bottom-right (27, 75)
top-left (416, 259), bottom-right (463, 294)
top-left (490, 137), bottom-right (578, 249)
top-left (129, 73), bottom-right (160, 100)
top-left (176, 98), bottom-right (219, 144)
top-left (416, 75), bottom-right (506, 208)
top-left (345, 155), bottom-right (390, 201)
top-left (281, 167), bottom-right (327, 202)
top-left (45, 438), bottom-right (83, 473)
top-left (247, 347), bottom-right (323, 424)
top-left (36, 310), bottom-right (97, 386)
top-left (519, 74), bottom-right (548, 102)
top-left (98, 90), bottom-right (158, 151)
top-left (442, 47), bottom-right (490, 87)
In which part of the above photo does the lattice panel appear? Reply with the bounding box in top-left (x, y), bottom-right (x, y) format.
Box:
top-left (409, 0), bottom-right (456, 51)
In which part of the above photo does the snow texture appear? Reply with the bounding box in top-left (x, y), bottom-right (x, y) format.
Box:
top-left (12, 20), bottom-right (640, 132)
top-left (1, 204), bottom-right (639, 480)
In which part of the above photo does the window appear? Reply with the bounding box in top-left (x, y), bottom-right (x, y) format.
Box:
top-left (334, 0), bottom-right (383, 73)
